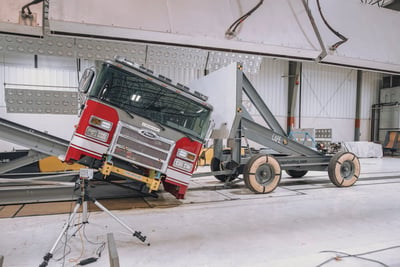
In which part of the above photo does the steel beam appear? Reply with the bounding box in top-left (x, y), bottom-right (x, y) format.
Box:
top-left (0, 183), bottom-right (76, 205)
top-left (287, 61), bottom-right (301, 134)
top-left (354, 70), bottom-right (362, 141)
top-left (241, 117), bottom-right (323, 157)
top-left (0, 117), bottom-right (69, 157)
top-left (0, 150), bottom-right (47, 174)
top-left (242, 73), bottom-right (287, 136)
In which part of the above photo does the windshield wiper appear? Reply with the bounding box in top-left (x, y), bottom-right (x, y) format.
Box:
top-left (123, 109), bottom-right (135, 119)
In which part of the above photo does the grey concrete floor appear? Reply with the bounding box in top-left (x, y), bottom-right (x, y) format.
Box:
top-left (1, 157), bottom-right (400, 267)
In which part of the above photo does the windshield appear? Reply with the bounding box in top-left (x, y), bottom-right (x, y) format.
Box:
top-left (89, 64), bottom-right (211, 141)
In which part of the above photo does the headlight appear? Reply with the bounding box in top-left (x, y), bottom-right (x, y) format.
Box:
top-left (176, 149), bottom-right (196, 162)
top-left (89, 116), bottom-right (113, 131)
top-left (173, 158), bottom-right (193, 172)
top-left (85, 126), bottom-right (109, 142)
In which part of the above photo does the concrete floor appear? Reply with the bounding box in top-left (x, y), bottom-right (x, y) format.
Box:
top-left (1, 157), bottom-right (400, 267)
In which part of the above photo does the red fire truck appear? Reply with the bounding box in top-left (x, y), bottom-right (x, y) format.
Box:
top-left (64, 56), bottom-right (213, 199)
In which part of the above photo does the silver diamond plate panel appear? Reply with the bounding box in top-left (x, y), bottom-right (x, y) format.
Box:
top-left (207, 51), bottom-right (262, 74)
top-left (147, 46), bottom-right (208, 69)
top-left (5, 88), bottom-right (79, 114)
top-left (0, 34), bottom-right (147, 64)
top-left (0, 33), bottom-right (261, 73)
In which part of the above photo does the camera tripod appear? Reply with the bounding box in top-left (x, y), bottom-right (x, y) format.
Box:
top-left (40, 168), bottom-right (149, 267)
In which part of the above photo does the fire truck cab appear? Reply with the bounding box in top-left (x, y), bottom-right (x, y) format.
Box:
top-left (64, 56), bottom-right (213, 199)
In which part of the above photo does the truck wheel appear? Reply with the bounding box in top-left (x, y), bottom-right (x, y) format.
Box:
top-left (210, 157), bottom-right (236, 182)
top-left (285, 170), bottom-right (308, 178)
top-left (243, 154), bottom-right (281, 193)
top-left (328, 152), bottom-right (360, 187)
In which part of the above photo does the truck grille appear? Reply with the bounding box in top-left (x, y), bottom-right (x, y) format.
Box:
top-left (109, 122), bottom-right (175, 172)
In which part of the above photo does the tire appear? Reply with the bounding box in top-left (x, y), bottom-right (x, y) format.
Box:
top-left (328, 152), bottom-right (360, 187)
top-left (285, 170), bottom-right (308, 178)
top-left (210, 157), bottom-right (236, 182)
top-left (243, 154), bottom-right (281, 193)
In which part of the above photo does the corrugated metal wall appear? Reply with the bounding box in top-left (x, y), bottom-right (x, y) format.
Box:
top-left (301, 63), bottom-right (357, 119)
top-left (301, 63), bottom-right (357, 142)
top-left (4, 66), bottom-right (78, 90)
top-left (359, 71), bottom-right (382, 141)
top-left (247, 58), bottom-right (288, 129)
top-left (0, 53), bottom-right (80, 151)
top-left (248, 58), bottom-right (288, 117)
top-left (361, 71), bottom-right (382, 119)
top-left (300, 63), bottom-right (381, 141)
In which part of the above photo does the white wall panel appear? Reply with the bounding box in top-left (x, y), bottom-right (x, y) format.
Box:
top-left (4, 66), bottom-right (78, 91)
top-left (358, 71), bottom-right (382, 141)
top-left (301, 117), bottom-right (354, 143)
top-left (247, 58), bottom-right (288, 118)
top-left (360, 71), bottom-right (382, 119)
top-left (0, 53), bottom-right (79, 151)
top-left (301, 63), bottom-right (357, 142)
top-left (300, 63), bottom-right (383, 141)
top-left (301, 63), bottom-right (357, 119)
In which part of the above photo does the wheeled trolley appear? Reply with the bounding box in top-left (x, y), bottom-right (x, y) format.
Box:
top-left (191, 62), bottom-right (360, 193)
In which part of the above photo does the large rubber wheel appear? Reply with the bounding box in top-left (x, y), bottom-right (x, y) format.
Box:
top-left (285, 170), bottom-right (308, 178)
top-left (328, 152), bottom-right (360, 187)
top-left (243, 154), bottom-right (281, 193)
top-left (210, 157), bottom-right (236, 182)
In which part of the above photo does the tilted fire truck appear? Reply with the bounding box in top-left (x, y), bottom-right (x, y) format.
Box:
top-left (64, 58), bottom-right (360, 200)
top-left (63, 56), bottom-right (213, 199)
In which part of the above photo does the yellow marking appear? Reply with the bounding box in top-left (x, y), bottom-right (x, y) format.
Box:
top-left (100, 162), bottom-right (161, 192)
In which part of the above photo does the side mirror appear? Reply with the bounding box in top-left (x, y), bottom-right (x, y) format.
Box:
top-left (78, 68), bottom-right (95, 93)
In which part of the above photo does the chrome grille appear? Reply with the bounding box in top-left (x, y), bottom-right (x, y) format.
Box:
top-left (110, 122), bottom-right (174, 172)
top-left (120, 127), bottom-right (171, 151)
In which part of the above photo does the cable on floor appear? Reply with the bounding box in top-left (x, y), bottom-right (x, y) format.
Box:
top-left (82, 223), bottom-right (106, 259)
top-left (52, 182), bottom-right (81, 266)
top-left (316, 245), bottom-right (400, 267)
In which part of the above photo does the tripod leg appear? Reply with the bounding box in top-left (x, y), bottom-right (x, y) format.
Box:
top-left (92, 200), bottom-right (150, 246)
top-left (82, 200), bottom-right (88, 223)
top-left (40, 202), bottom-right (82, 267)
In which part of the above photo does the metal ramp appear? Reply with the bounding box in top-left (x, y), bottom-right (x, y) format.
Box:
top-left (0, 117), bottom-right (69, 174)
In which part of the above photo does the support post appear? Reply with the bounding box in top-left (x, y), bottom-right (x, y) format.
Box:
top-left (354, 70), bottom-right (362, 141)
top-left (287, 61), bottom-right (301, 134)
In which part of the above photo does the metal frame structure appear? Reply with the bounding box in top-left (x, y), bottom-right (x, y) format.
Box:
top-left (207, 63), bottom-right (360, 193)
top-left (215, 63), bottom-right (330, 170)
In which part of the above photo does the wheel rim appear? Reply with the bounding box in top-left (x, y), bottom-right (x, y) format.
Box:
top-left (340, 161), bottom-right (355, 180)
top-left (328, 152), bottom-right (360, 187)
top-left (255, 164), bottom-right (274, 186)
